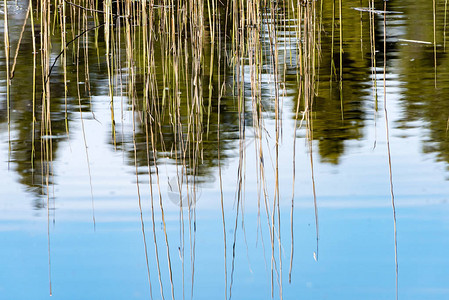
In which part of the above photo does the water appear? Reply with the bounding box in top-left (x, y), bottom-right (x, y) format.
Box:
top-left (1, 0), bottom-right (449, 299)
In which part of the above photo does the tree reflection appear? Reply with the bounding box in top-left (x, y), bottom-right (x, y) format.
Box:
top-left (108, 24), bottom-right (240, 186)
top-left (390, 0), bottom-right (449, 169)
top-left (290, 1), bottom-right (371, 164)
top-left (0, 11), bottom-right (98, 203)
top-left (2, 0), bottom-right (449, 209)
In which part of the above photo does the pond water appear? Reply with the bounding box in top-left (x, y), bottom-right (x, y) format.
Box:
top-left (1, 0), bottom-right (449, 299)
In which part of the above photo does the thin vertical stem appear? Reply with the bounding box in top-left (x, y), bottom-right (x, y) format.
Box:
top-left (433, 0), bottom-right (437, 87)
top-left (444, 0), bottom-right (448, 52)
top-left (4, 0), bottom-right (11, 156)
top-left (383, 3), bottom-right (398, 300)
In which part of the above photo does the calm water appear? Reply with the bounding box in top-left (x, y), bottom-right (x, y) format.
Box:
top-left (1, 0), bottom-right (449, 299)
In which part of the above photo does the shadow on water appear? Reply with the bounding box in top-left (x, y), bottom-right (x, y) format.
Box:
top-left (1, 0), bottom-right (449, 299)
top-left (1, 0), bottom-right (448, 198)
